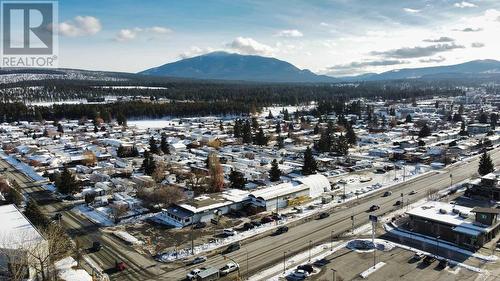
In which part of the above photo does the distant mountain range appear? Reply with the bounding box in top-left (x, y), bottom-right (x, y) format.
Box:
top-left (140, 51), bottom-right (500, 83)
top-left (1, 52), bottom-right (500, 85)
top-left (139, 51), bottom-right (337, 83)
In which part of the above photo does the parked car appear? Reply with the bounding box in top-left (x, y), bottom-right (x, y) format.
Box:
top-left (369, 205), bottom-right (380, 212)
top-left (251, 220), bottom-right (262, 227)
top-left (186, 268), bottom-right (204, 280)
top-left (223, 242), bottom-right (240, 254)
top-left (423, 255), bottom-right (436, 265)
top-left (318, 212), bottom-right (330, 219)
top-left (219, 262), bottom-right (239, 276)
top-left (243, 222), bottom-right (255, 230)
top-left (411, 252), bottom-right (424, 261)
top-left (222, 228), bottom-right (236, 237)
top-left (91, 241), bottom-right (102, 252)
top-left (297, 264), bottom-right (314, 274)
top-left (313, 258), bottom-right (329, 267)
top-left (275, 226), bottom-right (289, 235)
top-left (290, 269), bottom-right (309, 279)
top-left (193, 222), bottom-right (207, 229)
top-left (189, 256), bottom-right (207, 265)
top-left (437, 259), bottom-right (448, 269)
top-left (261, 216), bottom-right (274, 223)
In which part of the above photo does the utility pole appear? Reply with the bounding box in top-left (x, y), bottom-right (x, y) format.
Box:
top-left (369, 215), bottom-right (378, 268)
top-left (309, 240), bottom-right (312, 261)
top-left (351, 215), bottom-right (355, 233)
top-left (331, 231), bottom-right (334, 250)
top-left (343, 182), bottom-right (346, 202)
top-left (190, 216), bottom-right (194, 255)
top-left (245, 248), bottom-right (249, 280)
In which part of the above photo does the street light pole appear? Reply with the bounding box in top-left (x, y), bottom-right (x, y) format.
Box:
top-left (331, 231), bottom-right (334, 251)
top-left (283, 251), bottom-right (287, 274)
top-left (331, 269), bottom-right (337, 281)
top-left (309, 240), bottom-right (312, 261)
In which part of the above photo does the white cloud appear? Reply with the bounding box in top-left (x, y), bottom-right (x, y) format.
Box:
top-left (114, 26), bottom-right (171, 42)
top-left (403, 8), bottom-right (420, 13)
top-left (275, 29), bottom-right (303, 38)
top-left (179, 46), bottom-right (214, 59)
top-left (55, 16), bottom-right (101, 37)
top-left (471, 42), bottom-right (485, 48)
top-left (454, 1), bottom-right (477, 8)
top-left (227, 37), bottom-right (275, 55)
top-left (115, 28), bottom-right (141, 41)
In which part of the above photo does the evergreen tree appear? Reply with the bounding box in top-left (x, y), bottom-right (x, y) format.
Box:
top-left (160, 133), bottom-right (170, 154)
top-left (275, 122), bottom-right (281, 134)
top-left (283, 109), bottom-right (290, 121)
top-left (345, 123), bottom-right (357, 145)
top-left (269, 159), bottom-right (281, 182)
top-left (57, 123), bottom-right (64, 134)
top-left (24, 199), bottom-right (48, 228)
top-left (56, 167), bottom-right (79, 194)
top-left (276, 136), bottom-right (285, 149)
top-left (491, 113), bottom-right (498, 130)
top-left (418, 124), bottom-right (431, 138)
top-left (219, 120), bottom-right (224, 132)
top-left (254, 127), bottom-right (268, 146)
top-left (335, 134), bottom-right (349, 156)
top-left (478, 151), bottom-right (494, 176)
top-left (93, 125), bottom-right (98, 133)
top-left (405, 114), bottom-right (412, 123)
top-left (242, 120), bottom-right (252, 144)
top-left (267, 110), bottom-right (274, 119)
top-left (229, 169), bottom-right (246, 189)
top-left (316, 129), bottom-right (331, 153)
top-left (302, 147), bottom-right (317, 175)
top-left (313, 123), bottom-right (320, 134)
top-left (149, 136), bottom-right (159, 154)
top-left (233, 119), bottom-right (242, 138)
top-left (117, 112), bottom-right (127, 126)
top-left (251, 117), bottom-right (259, 131)
top-left (131, 145), bottom-right (139, 157)
top-left (141, 151), bottom-right (156, 175)
top-left (117, 145), bottom-right (125, 158)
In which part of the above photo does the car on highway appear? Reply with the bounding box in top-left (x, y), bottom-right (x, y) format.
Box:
top-left (115, 261), bottom-right (127, 271)
top-left (394, 200), bottom-right (402, 206)
top-left (189, 256), bottom-right (207, 265)
top-left (369, 205), bottom-right (380, 211)
top-left (409, 190), bottom-right (417, 195)
top-left (91, 241), bottom-right (102, 252)
top-left (318, 212), bottom-right (330, 219)
top-left (186, 268), bottom-right (205, 280)
top-left (219, 262), bottom-right (239, 276)
top-left (223, 242), bottom-right (240, 254)
top-left (275, 226), bottom-right (289, 235)
top-left (383, 191), bottom-right (392, 197)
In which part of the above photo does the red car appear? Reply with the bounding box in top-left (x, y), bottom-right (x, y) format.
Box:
top-left (115, 261), bottom-right (127, 271)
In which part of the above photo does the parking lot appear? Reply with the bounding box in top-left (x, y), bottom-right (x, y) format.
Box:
top-left (310, 246), bottom-right (481, 281)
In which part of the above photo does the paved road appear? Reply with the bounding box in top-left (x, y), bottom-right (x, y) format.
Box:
top-left (2, 148), bottom-right (499, 281)
top-left (0, 158), bottom-right (163, 281)
top-left (160, 148), bottom-right (500, 281)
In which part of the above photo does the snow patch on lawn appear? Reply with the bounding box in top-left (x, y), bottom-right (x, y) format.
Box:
top-left (55, 257), bottom-right (92, 281)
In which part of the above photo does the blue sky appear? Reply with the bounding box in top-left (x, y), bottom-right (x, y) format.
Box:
top-left (55, 0), bottom-right (500, 76)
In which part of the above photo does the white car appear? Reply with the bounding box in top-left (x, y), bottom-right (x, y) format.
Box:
top-left (219, 262), bottom-right (239, 275)
top-left (291, 269), bottom-right (309, 279)
top-left (186, 268), bottom-right (204, 280)
top-left (222, 228), bottom-right (237, 236)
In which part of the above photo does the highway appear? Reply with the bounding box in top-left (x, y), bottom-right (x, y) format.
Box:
top-left (159, 148), bottom-right (500, 280)
top-left (0, 158), bottom-right (163, 281)
top-left (1, 148), bottom-right (499, 281)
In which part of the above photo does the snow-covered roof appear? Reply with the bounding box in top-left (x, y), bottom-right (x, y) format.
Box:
top-left (406, 201), bottom-right (490, 234)
top-left (249, 182), bottom-right (307, 201)
top-left (0, 204), bottom-right (45, 249)
top-left (295, 174), bottom-right (330, 198)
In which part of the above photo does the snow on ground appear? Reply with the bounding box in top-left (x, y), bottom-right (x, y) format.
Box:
top-left (113, 230), bottom-right (144, 245)
top-left (360, 262), bottom-right (386, 279)
top-left (55, 257), bottom-right (92, 281)
top-left (384, 223), bottom-right (498, 262)
top-left (347, 239), bottom-right (395, 253)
